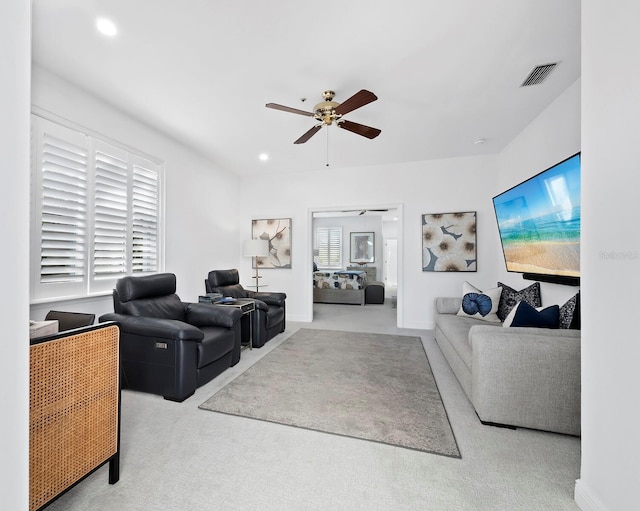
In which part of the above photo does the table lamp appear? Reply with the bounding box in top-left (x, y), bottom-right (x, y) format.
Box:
top-left (243, 239), bottom-right (269, 292)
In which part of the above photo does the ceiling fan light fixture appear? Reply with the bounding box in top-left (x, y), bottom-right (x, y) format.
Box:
top-left (314, 92), bottom-right (340, 125)
top-left (96, 17), bottom-right (118, 37)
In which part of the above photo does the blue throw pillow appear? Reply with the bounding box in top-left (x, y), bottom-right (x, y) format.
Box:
top-left (456, 281), bottom-right (501, 322)
top-left (503, 301), bottom-right (560, 329)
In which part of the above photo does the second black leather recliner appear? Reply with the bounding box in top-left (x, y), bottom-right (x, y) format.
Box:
top-left (205, 269), bottom-right (286, 348)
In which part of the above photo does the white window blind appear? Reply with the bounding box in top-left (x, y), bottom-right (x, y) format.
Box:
top-left (31, 115), bottom-right (163, 301)
top-left (34, 121), bottom-right (89, 299)
top-left (93, 142), bottom-right (128, 280)
top-left (317, 227), bottom-right (342, 268)
top-left (131, 161), bottom-right (159, 273)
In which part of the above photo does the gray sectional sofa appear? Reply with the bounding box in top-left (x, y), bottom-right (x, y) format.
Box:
top-left (434, 297), bottom-right (581, 436)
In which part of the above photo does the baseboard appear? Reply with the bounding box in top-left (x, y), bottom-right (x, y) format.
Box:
top-left (401, 320), bottom-right (432, 330)
top-left (574, 479), bottom-right (606, 511)
top-left (478, 416), bottom-right (517, 430)
top-left (287, 313), bottom-right (311, 322)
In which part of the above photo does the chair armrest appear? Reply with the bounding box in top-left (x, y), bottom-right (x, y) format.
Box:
top-left (184, 302), bottom-right (242, 328)
top-left (246, 291), bottom-right (286, 307)
top-left (99, 313), bottom-right (204, 341)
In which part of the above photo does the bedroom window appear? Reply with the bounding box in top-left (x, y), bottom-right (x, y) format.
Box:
top-left (31, 114), bottom-right (164, 302)
top-left (316, 227), bottom-right (342, 269)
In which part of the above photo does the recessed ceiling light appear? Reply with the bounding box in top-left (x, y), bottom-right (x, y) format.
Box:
top-left (259, 153), bottom-right (269, 161)
top-left (96, 18), bottom-right (118, 37)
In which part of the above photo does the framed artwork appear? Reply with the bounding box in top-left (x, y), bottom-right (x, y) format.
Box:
top-left (422, 211), bottom-right (476, 272)
top-left (350, 232), bottom-right (375, 263)
top-left (251, 218), bottom-right (291, 268)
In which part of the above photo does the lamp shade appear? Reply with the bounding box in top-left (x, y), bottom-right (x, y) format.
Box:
top-left (243, 239), bottom-right (269, 257)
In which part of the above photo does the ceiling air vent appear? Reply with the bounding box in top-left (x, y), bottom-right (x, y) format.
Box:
top-left (520, 63), bottom-right (558, 87)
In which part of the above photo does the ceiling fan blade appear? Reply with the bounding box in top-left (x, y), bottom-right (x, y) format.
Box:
top-left (334, 89), bottom-right (378, 116)
top-left (266, 103), bottom-right (315, 117)
top-left (294, 125), bottom-right (322, 144)
top-left (341, 208), bottom-right (389, 213)
top-left (338, 120), bottom-right (381, 139)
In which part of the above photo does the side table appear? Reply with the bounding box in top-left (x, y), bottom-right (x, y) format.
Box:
top-left (213, 298), bottom-right (256, 349)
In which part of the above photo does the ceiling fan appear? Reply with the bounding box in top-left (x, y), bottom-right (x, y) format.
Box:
top-left (341, 208), bottom-right (390, 216)
top-left (266, 89), bottom-right (381, 144)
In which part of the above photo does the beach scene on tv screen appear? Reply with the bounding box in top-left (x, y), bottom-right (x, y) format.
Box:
top-left (493, 154), bottom-right (580, 277)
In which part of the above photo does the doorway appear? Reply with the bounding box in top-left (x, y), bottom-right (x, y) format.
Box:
top-left (309, 204), bottom-right (403, 327)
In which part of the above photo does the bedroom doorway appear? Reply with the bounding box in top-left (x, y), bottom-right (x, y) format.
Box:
top-left (310, 205), bottom-right (403, 328)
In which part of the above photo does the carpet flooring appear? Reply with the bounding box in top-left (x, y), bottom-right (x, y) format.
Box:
top-left (200, 328), bottom-right (460, 458)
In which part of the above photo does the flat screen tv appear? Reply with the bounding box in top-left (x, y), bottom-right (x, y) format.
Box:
top-left (492, 152), bottom-right (580, 285)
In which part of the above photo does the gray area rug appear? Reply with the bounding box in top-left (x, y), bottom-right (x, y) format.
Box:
top-left (199, 328), bottom-right (460, 458)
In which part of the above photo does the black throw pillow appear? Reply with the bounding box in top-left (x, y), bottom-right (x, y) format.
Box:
top-left (510, 301), bottom-right (560, 329)
top-left (496, 281), bottom-right (542, 322)
top-left (569, 292), bottom-right (581, 329)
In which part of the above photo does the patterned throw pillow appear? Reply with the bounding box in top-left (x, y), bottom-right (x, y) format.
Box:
top-left (456, 281), bottom-right (502, 323)
top-left (496, 281), bottom-right (542, 322)
top-left (559, 292), bottom-right (580, 329)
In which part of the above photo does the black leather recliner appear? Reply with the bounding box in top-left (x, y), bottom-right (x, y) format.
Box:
top-left (205, 269), bottom-right (286, 348)
top-left (99, 273), bottom-right (243, 402)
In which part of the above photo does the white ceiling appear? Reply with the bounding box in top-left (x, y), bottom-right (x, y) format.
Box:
top-left (31, 0), bottom-right (581, 177)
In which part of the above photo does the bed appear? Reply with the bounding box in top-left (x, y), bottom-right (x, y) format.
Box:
top-left (313, 270), bottom-right (367, 305)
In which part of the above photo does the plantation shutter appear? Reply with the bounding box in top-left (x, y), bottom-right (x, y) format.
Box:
top-left (317, 227), bottom-right (342, 268)
top-left (131, 159), bottom-right (159, 274)
top-left (31, 114), bottom-right (163, 301)
top-left (93, 141), bottom-right (129, 281)
top-left (35, 119), bottom-right (89, 297)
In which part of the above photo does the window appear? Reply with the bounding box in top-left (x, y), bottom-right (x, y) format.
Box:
top-left (31, 115), bottom-right (163, 301)
top-left (316, 227), bottom-right (342, 269)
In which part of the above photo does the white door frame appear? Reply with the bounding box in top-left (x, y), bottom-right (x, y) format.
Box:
top-left (306, 203), bottom-right (404, 327)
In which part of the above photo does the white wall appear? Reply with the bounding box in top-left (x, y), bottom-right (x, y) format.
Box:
top-left (496, 79), bottom-right (581, 308)
top-left (30, 68), bottom-right (242, 318)
top-left (1, 1), bottom-right (30, 509)
top-left (577, 2), bottom-right (640, 510)
top-left (240, 155), bottom-right (500, 328)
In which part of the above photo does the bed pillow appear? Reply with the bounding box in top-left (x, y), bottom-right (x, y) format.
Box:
top-left (502, 301), bottom-right (560, 329)
top-left (456, 282), bottom-right (502, 323)
top-left (496, 281), bottom-right (542, 322)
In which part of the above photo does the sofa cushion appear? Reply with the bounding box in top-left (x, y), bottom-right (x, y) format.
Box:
top-left (496, 281), bottom-right (542, 322)
top-left (503, 301), bottom-right (560, 329)
top-left (435, 313), bottom-right (486, 371)
top-left (457, 282), bottom-right (501, 322)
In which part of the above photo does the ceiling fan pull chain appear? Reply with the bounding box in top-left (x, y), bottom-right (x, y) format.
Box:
top-left (326, 126), bottom-right (330, 167)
